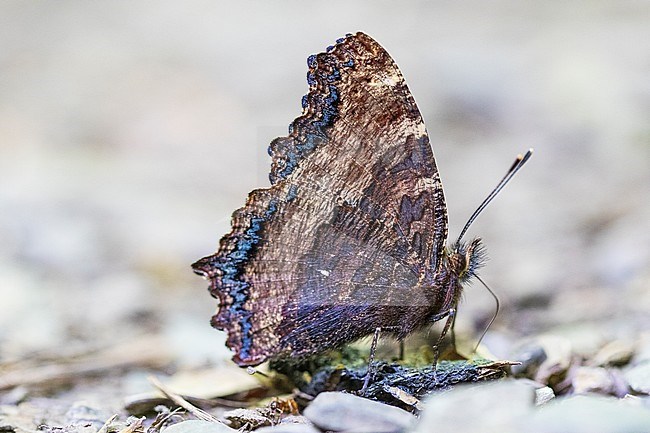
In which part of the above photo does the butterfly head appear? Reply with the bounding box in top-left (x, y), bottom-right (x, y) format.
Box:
top-left (447, 238), bottom-right (486, 283)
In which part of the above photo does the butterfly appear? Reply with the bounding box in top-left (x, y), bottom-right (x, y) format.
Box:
top-left (192, 32), bottom-right (531, 367)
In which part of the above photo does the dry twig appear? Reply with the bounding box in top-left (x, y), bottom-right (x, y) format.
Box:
top-left (148, 376), bottom-right (224, 424)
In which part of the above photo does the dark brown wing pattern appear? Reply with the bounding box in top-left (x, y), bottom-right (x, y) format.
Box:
top-left (192, 32), bottom-right (448, 366)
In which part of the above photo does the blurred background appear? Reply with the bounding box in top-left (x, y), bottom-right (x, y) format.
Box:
top-left (1, 0), bottom-right (648, 406)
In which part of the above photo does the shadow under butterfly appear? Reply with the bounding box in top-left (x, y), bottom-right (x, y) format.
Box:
top-left (192, 32), bottom-right (532, 384)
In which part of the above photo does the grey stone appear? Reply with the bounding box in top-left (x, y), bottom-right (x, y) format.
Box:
top-left (223, 408), bottom-right (272, 429)
top-left (255, 423), bottom-right (320, 433)
top-left (571, 366), bottom-right (618, 395)
top-left (413, 380), bottom-right (535, 433)
top-left (510, 335), bottom-right (573, 385)
top-left (511, 342), bottom-right (548, 378)
top-left (534, 385), bottom-right (555, 405)
top-left (303, 392), bottom-right (416, 433)
top-left (625, 362), bottom-right (650, 394)
top-left (632, 335), bottom-right (650, 365)
top-left (162, 420), bottom-right (236, 433)
top-left (531, 394), bottom-right (650, 433)
top-left (591, 339), bottom-right (635, 367)
top-left (413, 379), bottom-right (650, 433)
top-left (254, 415), bottom-right (315, 432)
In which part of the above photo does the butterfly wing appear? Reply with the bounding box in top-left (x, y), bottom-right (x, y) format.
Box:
top-left (193, 32), bottom-right (448, 365)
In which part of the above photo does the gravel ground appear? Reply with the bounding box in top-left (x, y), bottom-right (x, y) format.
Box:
top-left (0, 1), bottom-right (649, 431)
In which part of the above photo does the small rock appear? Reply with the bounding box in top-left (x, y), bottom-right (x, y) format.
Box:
top-left (590, 339), bottom-right (635, 367)
top-left (415, 380), bottom-right (650, 433)
top-left (161, 420), bottom-right (236, 433)
top-left (223, 408), bottom-right (273, 429)
top-left (255, 423), bottom-right (320, 433)
top-left (510, 343), bottom-right (547, 378)
top-left (303, 392), bottom-right (416, 433)
top-left (624, 362), bottom-right (650, 395)
top-left (511, 335), bottom-right (572, 386)
top-left (632, 333), bottom-right (650, 365)
top-left (571, 366), bottom-right (618, 395)
top-left (531, 394), bottom-right (650, 433)
top-left (414, 380), bottom-right (535, 433)
top-left (546, 323), bottom-right (606, 358)
top-left (534, 386), bottom-right (555, 405)
top-left (64, 402), bottom-right (111, 428)
top-left (504, 378), bottom-right (554, 405)
top-left (276, 415), bottom-right (308, 424)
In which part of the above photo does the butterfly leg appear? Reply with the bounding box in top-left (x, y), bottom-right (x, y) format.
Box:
top-left (360, 325), bottom-right (404, 394)
top-left (432, 308), bottom-right (456, 378)
top-left (360, 327), bottom-right (382, 395)
top-left (449, 304), bottom-right (458, 350)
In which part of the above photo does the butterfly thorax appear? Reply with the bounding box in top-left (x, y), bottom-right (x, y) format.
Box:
top-left (428, 238), bottom-right (486, 318)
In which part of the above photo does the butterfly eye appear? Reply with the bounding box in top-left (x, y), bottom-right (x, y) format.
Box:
top-left (459, 255), bottom-right (470, 275)
top-left (448, 252), bottom-right (468, 277)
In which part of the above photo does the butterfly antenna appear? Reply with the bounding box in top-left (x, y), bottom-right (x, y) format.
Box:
top-left (456, 149), bottom-right (533, 244)
top-left (473, 275), bottom-right (500, 353)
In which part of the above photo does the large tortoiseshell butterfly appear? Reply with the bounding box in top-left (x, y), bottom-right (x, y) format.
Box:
top-left (193, 32), bottom-right (531, 367)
